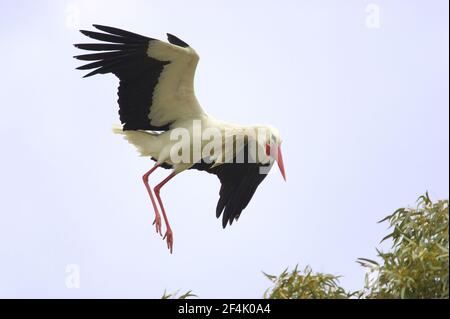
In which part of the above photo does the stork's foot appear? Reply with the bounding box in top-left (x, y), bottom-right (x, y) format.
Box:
top-left (163, 228), bottom-right (174, 254)
top-left (152, 214), bottom-right (162, 236)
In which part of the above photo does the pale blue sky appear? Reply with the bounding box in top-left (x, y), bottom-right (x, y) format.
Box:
top-left (0, 0), bottom-right (448, 298)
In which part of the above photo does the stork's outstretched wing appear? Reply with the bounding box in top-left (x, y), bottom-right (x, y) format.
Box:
top-left (74, 25), bottom-right (205, 131)
top-left (193, 144), bottom-right (273, 228)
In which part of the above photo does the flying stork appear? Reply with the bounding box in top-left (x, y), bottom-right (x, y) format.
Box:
top-left (74, 25), bottom-right (286, 253)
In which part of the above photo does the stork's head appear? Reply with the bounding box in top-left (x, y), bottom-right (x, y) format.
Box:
top-left (258, 125), bottom-right (286, 181)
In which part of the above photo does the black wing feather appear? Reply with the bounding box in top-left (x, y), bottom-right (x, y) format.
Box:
top-left (167, 33), bottom-right (190, 48)
top-left (73, 51), bottom-right (135, 61)
top-left (192, 144), bottom-right (272, 228)
top-left (80, 30), bottom-right (139, 44)
top-left (92, 24), bottom-right (149, 40)
top-left (74, 25), bottom-right (172, 131)
top-left (74, 43), bottom-right (140, 51)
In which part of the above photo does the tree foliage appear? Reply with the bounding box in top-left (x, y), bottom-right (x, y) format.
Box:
top-left (263, 265), bottom-right (356, 299)
top-left (358, 193), bottom-right (449, 298)
top-left (264, 193), bottom-right (449, 299)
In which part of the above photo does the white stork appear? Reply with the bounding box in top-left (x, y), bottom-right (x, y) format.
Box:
top-left (74, 25), bottom-right (286, 253)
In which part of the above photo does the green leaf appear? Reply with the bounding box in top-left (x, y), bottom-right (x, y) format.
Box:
top-left (357, 258), bottom-right (379, 266)
top-left (380, 232), bottom-right (394, 243)
top-left (262, 271), bottom-right (277, 281)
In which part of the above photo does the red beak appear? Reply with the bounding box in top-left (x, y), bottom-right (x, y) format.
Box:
top-left (277, 146), bottom-right (286, 181)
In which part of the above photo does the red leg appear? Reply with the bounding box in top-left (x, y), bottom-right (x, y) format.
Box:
top-left (142, 164), bottom-right (162, 235)
top-left (154, 172), bottom-right (177, 254)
